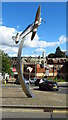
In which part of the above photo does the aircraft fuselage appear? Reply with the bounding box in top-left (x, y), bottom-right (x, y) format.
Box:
top-left (19, 21), bottom-right (40, 40)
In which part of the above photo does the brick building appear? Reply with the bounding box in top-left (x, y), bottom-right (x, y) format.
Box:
top-left (11, 56), bottom-right (67, 79)
top-left (22, 58), bottom-right (66, 79)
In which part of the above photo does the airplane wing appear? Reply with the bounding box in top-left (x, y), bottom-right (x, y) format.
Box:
top-left (31, 31), bottom-right (36, 41)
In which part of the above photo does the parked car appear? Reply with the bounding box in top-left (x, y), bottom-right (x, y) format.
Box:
top-left (30, 78), bottom-right (36, 84)
top-left (15, 78), bottom-right (29, 85)
top-left (35, 78), bottom-right (41, 86)
top-left (39, 79), bottom-right (59, 91)
top-left (25, 78), bottom-right (29, 84)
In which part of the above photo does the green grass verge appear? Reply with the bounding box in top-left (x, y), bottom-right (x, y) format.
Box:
top-left (47, 77), bottom-right (67, 82)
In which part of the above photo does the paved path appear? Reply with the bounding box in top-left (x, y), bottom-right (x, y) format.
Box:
top-left (1, 84), bottom-right (67, 107)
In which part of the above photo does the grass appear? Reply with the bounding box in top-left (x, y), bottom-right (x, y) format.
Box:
top-left (47, 77), bottom-right (67, 82)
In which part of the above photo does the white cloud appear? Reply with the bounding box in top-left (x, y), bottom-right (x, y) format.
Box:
top-left (0, 45), bottom-right (18, 57)
top-left (0, 26), bottom-right (17, 46)
top-left (23, 32), bottom-right (66, 48)
top-left (23, 32), bottom-right (57, 48)
top-left (35, 48), bottom-right (45, 53)
top-left (23, 32), bottom-right (39, 48)
top-left (57, 35), bottom-right (66, 45)
top-left (61, 49), bottom-right (66, 52)
top-left (0, 26), bottom-right (20, 57)
top-left (0, 25), bottom-right (66, 57)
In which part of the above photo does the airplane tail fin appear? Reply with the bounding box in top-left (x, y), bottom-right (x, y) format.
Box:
top-left (12, 33), bottom-right (19, 44)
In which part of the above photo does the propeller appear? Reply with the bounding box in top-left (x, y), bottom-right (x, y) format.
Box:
top-left (42, 19), bottom-right (46, 23)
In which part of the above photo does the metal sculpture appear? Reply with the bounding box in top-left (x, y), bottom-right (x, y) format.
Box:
top-left (16, 39), bottom-right (34, 97)
top-left (12, 5), bottom-right (41, 44)
top-left (12, 5), bottom-right (43, 98)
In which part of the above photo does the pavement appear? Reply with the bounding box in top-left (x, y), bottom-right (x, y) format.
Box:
top-left (57, 82), bottom-right (68, 87)
top-left (1, 110), bottom-right (67, 119)
top-left (1, 83), bottom-right (68, 107)
top-left (0, 82), bottom-right (68, 119)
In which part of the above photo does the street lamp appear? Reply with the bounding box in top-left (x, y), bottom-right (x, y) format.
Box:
top-left (34, 52), bottom-right (36, 79)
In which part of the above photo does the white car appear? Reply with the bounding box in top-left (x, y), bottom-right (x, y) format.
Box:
top-left (25, 79), bottom-right (29, 84)
top-left (30, 78), bottom-right (36, 84)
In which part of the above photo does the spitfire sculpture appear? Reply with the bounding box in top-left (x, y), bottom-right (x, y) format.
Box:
top-left (12, 5), bottom-right (42, 44)
top-left (12, 5), bottom-right (44, 98)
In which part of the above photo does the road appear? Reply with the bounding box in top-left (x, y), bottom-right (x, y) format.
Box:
top-left (1, 84), bottom-right (68, 106)
top-left (1, 84), bottom-right (68, 119)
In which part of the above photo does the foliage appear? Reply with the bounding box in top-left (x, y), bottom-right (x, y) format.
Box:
top-left (55, 46), bottom-right (65, 58)
top-left (2, 51), bottom-right (12, 75)
top-left (47, 77), bottom-right (66, 82)
top-left (48, 53), bottom-right (56, 58)
top-left (48, 46), bottom-right (66, 58)
top-left (54, 77), bottom-right (65, 82)
top-left (38, 56), bottom-right (41, 59)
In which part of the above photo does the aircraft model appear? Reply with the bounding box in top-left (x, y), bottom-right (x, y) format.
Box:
top-left (12, 5), bottom-right (45, 44)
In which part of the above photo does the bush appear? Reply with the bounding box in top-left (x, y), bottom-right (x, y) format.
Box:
top-left (48, 77), bottom-right (66, 82)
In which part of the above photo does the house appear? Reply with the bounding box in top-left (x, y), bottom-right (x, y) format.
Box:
top-left (22, 58), bottom-right (66, 79)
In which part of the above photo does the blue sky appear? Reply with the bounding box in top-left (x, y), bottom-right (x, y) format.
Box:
top-left (1, 2), bottom-right (66, 57)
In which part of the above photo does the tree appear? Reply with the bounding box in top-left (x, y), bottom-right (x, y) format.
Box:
top-left (55, 47), bottom-right (61, 57)
top-left (48, 46), bottom-right (66, 58)
top-left (38, 56), bottom-right (41, 59)
top-left (55, 46), bottom-right (65, 58)
top-left (48, 53), bottom-right (56, 58)
top-left (2, 51), bottom-right (12, 75)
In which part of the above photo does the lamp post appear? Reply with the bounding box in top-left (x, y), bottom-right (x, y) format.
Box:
top-left (34, 52), bottom-right (36, 79)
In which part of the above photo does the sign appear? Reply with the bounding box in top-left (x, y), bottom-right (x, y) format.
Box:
top-left (12, 68), bottom-right (16, 72)
top-left (27, 67), bottom-right (33, 73)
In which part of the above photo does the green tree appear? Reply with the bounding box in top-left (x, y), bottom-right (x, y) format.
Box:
top-left (48, 53), bottom-right (56, 58)
top-left (55, 46), bottom-right (65, 58)
top-left (48, 47), bottom-right (65, 58)
top-left (55, 46), bottom-right (61, 57)
top-left (2, 51), bottom-right (12, 75)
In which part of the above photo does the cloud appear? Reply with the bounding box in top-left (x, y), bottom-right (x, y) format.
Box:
top-left (0, 25), bottom-right (66, 57)
top-left (0, 26), bottom-right (17, 46)
top-left (23, 32), bottom-right (39, 48)
top-left (0, 26), bottom-right (66, 48)
top-left (0, 45), bottom-right (18, 57)
top-left (23, 32), bottom-right (57, 48)
top-left (61, 49), bottom-right (66, 52)
top-left (57, 35), bottom-right (66, 45)
top-left (35, 48), bottom-right (45, 53)
top-left (23, 32), bottom-right (66, 48)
